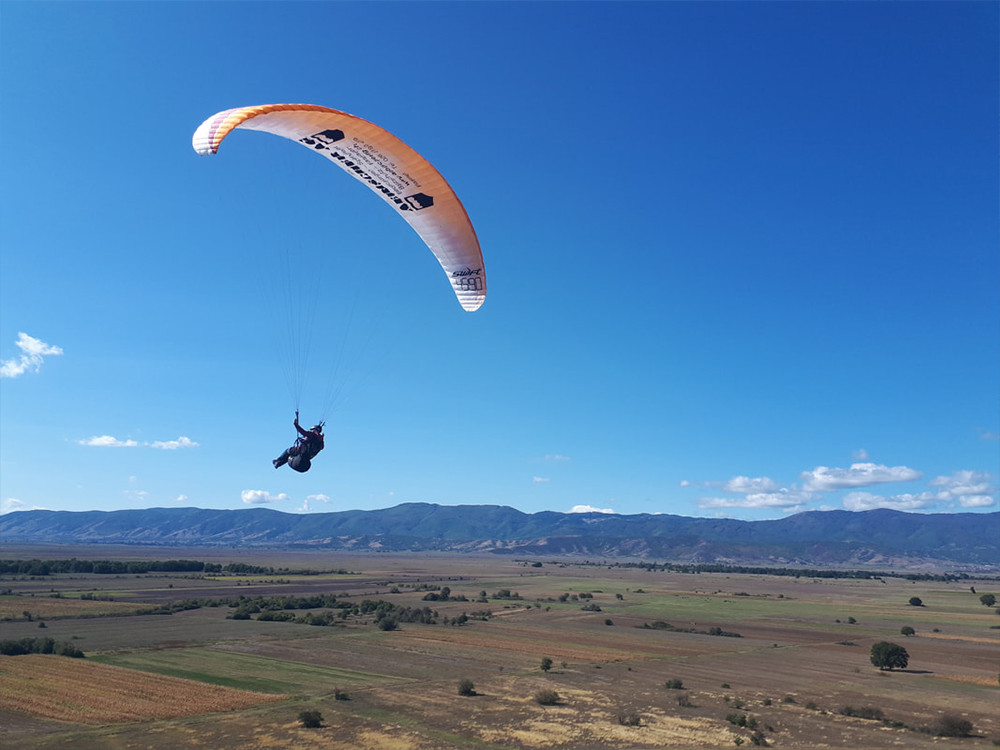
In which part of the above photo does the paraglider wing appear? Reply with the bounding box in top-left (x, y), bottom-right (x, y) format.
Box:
top-left (193, 104), bottom-right (485, 311)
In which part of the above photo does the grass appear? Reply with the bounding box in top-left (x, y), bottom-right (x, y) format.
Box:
top-left (91, 647), bottom-right (394, 694)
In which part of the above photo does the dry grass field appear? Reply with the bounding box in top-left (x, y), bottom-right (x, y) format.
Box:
top-left (1, 546), bottom-right (998, 749)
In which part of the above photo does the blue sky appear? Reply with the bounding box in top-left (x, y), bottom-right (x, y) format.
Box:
top-left (1, 1), bottom-right (997, 521)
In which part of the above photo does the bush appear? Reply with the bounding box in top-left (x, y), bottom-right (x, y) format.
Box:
top-left (617, 711), bottom-right (642, 726)
top-left (298, 709), bottom-right (323, 728)
top-left (839, 705), bottom-right (885, 721)
top-left (333, 688), bottom-right (349, 701)
top-left (900, 626), bottom-right (915, 636)
top-left (535, 689), bottom-right (560, 705)
top-left (540, 656), bottom-right (553, 672)
top-left (664, 678), bottom-right (684, 689)
top-left (931, 714), bottom-right (974, 738)
top-left (980, 593), bottom-right (996, 607)
top-left (458, 678), bottom-right (475, 696)
top-left (908, 597), bottom-right (923, 607)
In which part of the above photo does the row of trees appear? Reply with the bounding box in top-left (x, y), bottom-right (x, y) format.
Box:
top-left (0, 558), bottom-right (344, 576)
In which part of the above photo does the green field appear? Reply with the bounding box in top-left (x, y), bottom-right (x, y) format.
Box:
top-left (91, 647), bottom-right (394, 694)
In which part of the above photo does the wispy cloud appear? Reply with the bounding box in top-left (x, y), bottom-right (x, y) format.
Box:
top-left (721, 476), bottom-right (778, 493)
top-left (852, 448), bottom-right (870, 460)
top-left (800, 462), bottom-right (922, 491)
top-left (150, 437), bottom-right (199, 450)
top-left (568, 504), bottom-right (616, 514)
top-left (2, 497), bottom-right (46, 514)
top-left (298, 494), bottom-right (332, 513)
top-left (78, 435), bottom-right (199, 449)
top-left (699, 489), bottom-right (814, 510)
top-left (79, 435), bottom-right (139, 448)
top-left (0, 333), bottom-right (63, 379)
top-left (542, 454), bottom-right (570, 462)
top-left (533, 476), bottom-right (550, 483)
top-left (241, 489), bottom-right (289, 505)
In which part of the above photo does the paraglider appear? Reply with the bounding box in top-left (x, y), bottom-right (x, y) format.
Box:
top-left (193, 103), bottom-right (486, 473)
top-left (192, 103), bottom-right (486, 311)
top-left (273, 412), bottom-right (324, 473)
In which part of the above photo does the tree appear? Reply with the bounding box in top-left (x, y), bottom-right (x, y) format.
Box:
top-left (540, 656), bottom-right (553, 672)
top-left (870, 641), bottom-right (909, 671)
top-left (298, 709), bottom-right (323, 728)
top-left (900, 626), bottom-right (915, 636)
top-left (979, 593), bottom-right (996, 607)
top-left (458, 678), bottom-right (475, 696)
top-left (908, 597), bottom-right (923, 607)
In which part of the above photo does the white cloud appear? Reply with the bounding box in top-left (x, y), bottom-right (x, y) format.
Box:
top-left (175, 494), bottom-right (189, 503)
top-left (568, 504), bottom-right (616, 514)
top-left (722, 476), bottom-right (778, 494)
top-left (0, 332), bottom-right (63, 378)
top-left (79, 435), bottom-right (139, 448)
top-left (801, 462), bottom-right (922, 491)
top-left (699, 489), bottom-right (814, 510)
top-left (841, 470), bottom-right (997, 511)
top-left (298, 494), bottom-right (331, 513)
top-left (2, 497), bottom-right (46, 514)
top-left (532, 476), bottom-right (550, 483)
top-left (927, 471), bottom-right (995, 508)
top-left (841, 491), bottom-right (929, 512)
top-left (150, 436), bottom-right (199, 450)
top-left (78, 435), bottom-right (199, 449)
top-left (241, 489), bottom-right (289, 505)
top-left (959, 495), bottom-right (996, 508)
top-left (979, 431), bottom-right (999, 441)
top-left (543, 454), bottom-right (570, 462)
top-left (852, 448), bottom-right (870, 460)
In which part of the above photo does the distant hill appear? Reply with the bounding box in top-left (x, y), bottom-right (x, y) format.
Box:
top-left (1, 504), bottom-right (997, 570)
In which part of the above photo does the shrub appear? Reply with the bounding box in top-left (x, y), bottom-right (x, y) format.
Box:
top-left (664, 678), bottom-right (684, 689)
top-left (726, 713), bottom-right (748, 727)
top-left (333, 688), bottom-right (349, 701)
top-left (535, 689), bottom-right (560, 706)
top-left (900, 626), bottom-right (915, 636)
top-left (617, 711), bottom-right (642, 726)
top-left (932, 714), bottom-right (974, 738)
top-left (676, 693), bottom-right (693, 707)
top-left (298, 709), bottom-right (323, 728)
top-left (980, 593), bottom-right (996, 607)
top-left (458, 678), bottom-right (475, 696)
top-left (540, 657), bottom-right (553, 672)
top-left (908, 597), bottom-right (923, 607)
top-left (839, 705), bottom-right (885, 721)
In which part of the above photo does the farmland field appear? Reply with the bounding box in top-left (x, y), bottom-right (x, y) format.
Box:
top-left (1, 546), bottom-right (998, 749)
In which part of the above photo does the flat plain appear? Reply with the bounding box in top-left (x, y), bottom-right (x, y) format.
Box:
top-left (1, 544), bottom-right (998, 749)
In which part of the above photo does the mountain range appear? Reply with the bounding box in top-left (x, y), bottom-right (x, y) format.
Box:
top-left (2, 504), bottom-right (997, 571)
